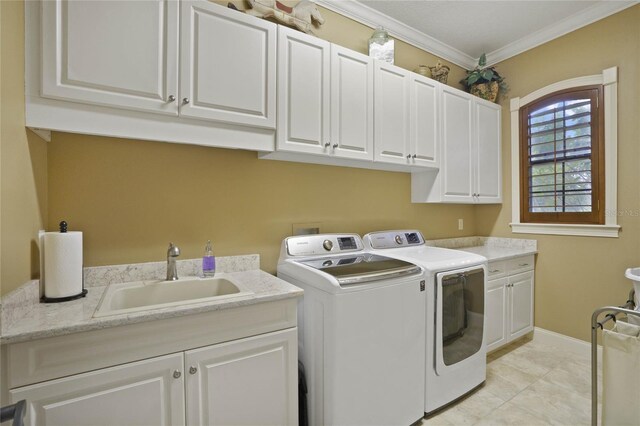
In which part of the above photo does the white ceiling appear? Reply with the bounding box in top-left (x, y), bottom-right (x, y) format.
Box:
top-left (316, 0), bottom-right (637, 68)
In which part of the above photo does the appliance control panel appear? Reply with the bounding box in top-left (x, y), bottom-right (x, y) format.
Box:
top-left (363, 230), bottom-right (426, 250)
top-left (285, 234), bottom-right (363, 257)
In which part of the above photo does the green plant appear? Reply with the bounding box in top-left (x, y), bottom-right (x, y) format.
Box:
top-left (460, 53), bottom-right (508, 93)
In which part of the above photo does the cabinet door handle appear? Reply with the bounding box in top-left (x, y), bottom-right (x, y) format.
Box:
top-left (332, 143), bottom-right (338, 149)
top-left (324, 142), bottom-right (330, 147)
top-left (167, 95), bottom-right (176, 102)
top-left (412, 154), bottom-right (417, 159)
top-left (173, 370), bottom-right (181, 379)
top-left (189, 366), bottom-right (198, 375)
top-left (182, 98), bottom-right (190, 104)
top-left (489, 269), bottom-right (500, 273)
top-left (518, 263), bottom-right (529, 267)
top-left (406, 154), bottom-right (411, 159)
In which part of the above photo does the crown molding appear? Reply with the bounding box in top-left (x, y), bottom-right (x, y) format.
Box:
top-left (484, 1), bottom-right (638, 66)
top-left (315, 0), bottom-right (477, 69)
top-left (316, 0), bottom-right (638, 70)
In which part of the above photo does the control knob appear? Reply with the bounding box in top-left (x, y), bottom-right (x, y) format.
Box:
top-left (394, 235), bottom-right (403, 245)
top-left (323, 239), bottom-right (334, 251)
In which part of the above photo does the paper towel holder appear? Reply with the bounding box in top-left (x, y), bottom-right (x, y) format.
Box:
top-left (40, 221), bottom-right (88, 303)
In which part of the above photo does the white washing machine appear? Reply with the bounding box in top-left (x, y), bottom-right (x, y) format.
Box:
top-left (363, 230), bottom-right (488, 414)
top-left (277, 234), bottom-right (427, 426)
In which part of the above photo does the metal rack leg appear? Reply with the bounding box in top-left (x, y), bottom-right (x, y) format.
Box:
top-left (591, 324), bottom-right (598, 426)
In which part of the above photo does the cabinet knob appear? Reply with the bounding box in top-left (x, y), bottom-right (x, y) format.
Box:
top-left (173, 370), bottom-right (181, 379)
top-left (182, 98), bottom-right (190, 104)
top-left (167, 95), bottom-right (176, 102)
top-left (324, 142), bottom-right (330, 148)
top-left (332, 143), bottom-right (338, 149)
top-left (189, 366), bottom-right (198, 375)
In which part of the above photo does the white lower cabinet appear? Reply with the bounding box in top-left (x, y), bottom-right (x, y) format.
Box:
top-left (486, 255), bottom-right (535, 352)
top-left (186, 329), bottom-right (297, 426)
top-left (11, 353), bottom-right (186, 426)
top-left (10, 328), bottom-right (298, 426)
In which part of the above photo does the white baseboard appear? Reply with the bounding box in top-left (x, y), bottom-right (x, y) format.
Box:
top-left (532, 326), bottom-right (601, 358)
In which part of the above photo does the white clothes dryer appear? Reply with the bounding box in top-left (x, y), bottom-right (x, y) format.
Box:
top-left (363, 230), bottom-right (488, 414)
top-left (278, 234), bottom-right (427, 426)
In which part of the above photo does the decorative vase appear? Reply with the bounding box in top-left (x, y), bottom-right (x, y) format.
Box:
top-left (368, 26), bottom-right (394, 64)
top-left (428, 61), bottom-right (450, 84)
top-left (414, 65), bottom-right (430, 77)
top-left (470, 81), bottom-right (499, 102)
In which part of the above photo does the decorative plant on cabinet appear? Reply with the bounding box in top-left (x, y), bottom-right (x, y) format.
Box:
top-left (461, 53), bottom-right (508, 102)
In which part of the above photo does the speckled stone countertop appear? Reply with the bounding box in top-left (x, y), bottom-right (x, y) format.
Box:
top-left (425, 237), bottom-right (537, 262)
top-left (0, 255), bottom-right (302, 345)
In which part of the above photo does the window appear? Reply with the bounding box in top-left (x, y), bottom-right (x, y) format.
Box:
top-left (519, 86), bottom-right (604, 224)
top-left (509, 67), bottom-right (619, 238)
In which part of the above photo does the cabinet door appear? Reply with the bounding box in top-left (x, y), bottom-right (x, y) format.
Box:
top-left (486, 278), bottom-right (508, 352)
top-left (180, 1), bottom-right (276, 128)
top-left (374, 61), bottom-right (410, 165)
top-left (475, 100), bottom-right (502, 203)
top-left (185, 328), bottom-right (297, 426)
top-left (10, 353), bottom-right (185, 426)
top-left (277, 26), bottom-right (330, 154)
top-left (509, 271), bottom-right (535, 339)
top-left (441, 87), bottom-right (474, 201)
top-left (409, 74), bottom-right (439, 168)
top-left (41, 0), bottom-right (179, 115)
top-left (330, 45), bottom-right (374, 160)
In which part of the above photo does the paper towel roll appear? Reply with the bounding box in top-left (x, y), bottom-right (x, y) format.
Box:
top-left (43, 231), bottom-right (83, 299)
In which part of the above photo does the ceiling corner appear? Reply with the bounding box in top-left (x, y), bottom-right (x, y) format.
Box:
top-left (315, 0), bottom-right (478, 69)
top-left (481, 1), bottom-right (637, 66)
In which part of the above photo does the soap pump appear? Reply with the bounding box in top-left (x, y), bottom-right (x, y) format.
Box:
top-left (202, 240), bottom-right (216, 277)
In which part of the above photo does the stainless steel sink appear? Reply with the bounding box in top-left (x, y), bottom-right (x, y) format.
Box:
top-left (93, 276), bottom-right (251, 317)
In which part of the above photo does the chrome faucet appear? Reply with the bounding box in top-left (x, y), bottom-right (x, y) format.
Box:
top-left (166, 242), bottom-right (181, 281)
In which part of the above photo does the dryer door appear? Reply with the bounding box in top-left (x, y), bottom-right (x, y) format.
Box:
top-left (435, 266), bottom-right (485, 375)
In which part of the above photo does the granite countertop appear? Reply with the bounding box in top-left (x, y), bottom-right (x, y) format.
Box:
top-left (458, 245), bottom-right (537, 262)
top-left (0, 255), bottom-right (303, 345)
top-left (425, 236), bottom-right (538, 262)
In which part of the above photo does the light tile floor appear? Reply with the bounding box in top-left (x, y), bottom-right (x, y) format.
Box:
top-left (420, 338), bottom-right (600, 426)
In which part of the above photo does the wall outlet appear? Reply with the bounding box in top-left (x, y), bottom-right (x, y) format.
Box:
top-left (458, 219), bottom-right (464, 230)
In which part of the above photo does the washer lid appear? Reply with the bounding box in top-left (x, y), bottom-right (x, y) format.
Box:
top-left (297, 253), bottom-right (422, 285)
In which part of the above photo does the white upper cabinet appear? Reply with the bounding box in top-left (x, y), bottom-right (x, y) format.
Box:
top-left (180, 0), bottom-right (276, 128)
top-left (41, 0), bottom-right (179, 115)
top-left (330, 45), bottom-right (374, 161)
top-left (277, 26), bottom-right (331, 155)
top-left (475, 101), bottom-right (502, 202)
top-left (374, 61), bottom-right (410, 165)
top-left (410, 74), bottom-right (439, 168)
top-left (412, 88), bottom-right (502, 204)
top-left (441, 86), bottom-right (474, 201)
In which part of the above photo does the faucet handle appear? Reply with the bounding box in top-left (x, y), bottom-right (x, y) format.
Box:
top-left (167, 242), bottom-right (181, 257)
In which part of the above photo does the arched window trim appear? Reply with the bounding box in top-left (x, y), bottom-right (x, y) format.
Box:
top-left (510, 67), bottom-right (619, 238)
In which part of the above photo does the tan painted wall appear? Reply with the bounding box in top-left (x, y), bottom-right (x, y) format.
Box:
top-left (476, 5), bottom-right (640, 341)
top-left (0, 1), bottom-right (48, 296)
top-left (0, 0), bottom-right (471, 296)
top-left (48, 133), bottom-right (476, 275)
